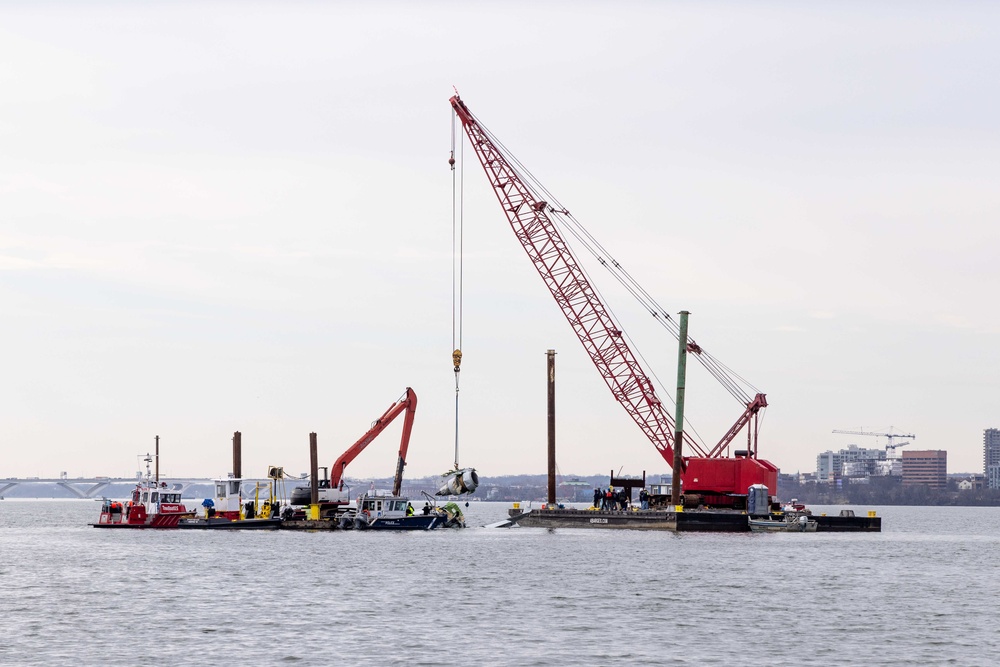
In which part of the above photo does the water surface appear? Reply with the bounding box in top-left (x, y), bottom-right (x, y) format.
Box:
top-left (1, 501), bottom-right (995, 665)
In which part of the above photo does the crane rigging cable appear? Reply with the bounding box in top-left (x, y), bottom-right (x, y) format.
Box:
top-left (464, 108), bottom-right (761, 411)
top-left (450, 110), bottom-right (464, 471)
top-left (437, 104), bottom-right (480, 498)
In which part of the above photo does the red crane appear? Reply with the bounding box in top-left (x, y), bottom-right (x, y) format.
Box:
top-left (330, 387), bottom-right (417, 497)
top-left (450, 94), bottom-right (777, 504)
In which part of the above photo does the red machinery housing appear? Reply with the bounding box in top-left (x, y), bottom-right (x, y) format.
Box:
top-left (450, 94), bottom-right (777, 504)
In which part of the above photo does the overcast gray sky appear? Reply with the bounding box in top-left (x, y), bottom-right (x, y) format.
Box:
top-left (2, 1), bottom-right (998, 483)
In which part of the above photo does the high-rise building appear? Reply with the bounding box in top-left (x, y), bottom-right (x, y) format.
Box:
top-left (985, 428), bottom-right (1000, 489)
top-left (902, 450), bottom-right (947, 489)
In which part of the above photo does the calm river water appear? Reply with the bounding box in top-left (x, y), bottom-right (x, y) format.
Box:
top-left (1, 500), bottom-right (997, 665)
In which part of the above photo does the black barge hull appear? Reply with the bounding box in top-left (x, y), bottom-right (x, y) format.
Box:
top-left (509, 508), bottom-right (881, 532)
top-left (510, 509), bottom-right (750, 531)
top-left (178, 517), bottom-right (282, 529)
top-left (812, 514), bottom-right (881, 531)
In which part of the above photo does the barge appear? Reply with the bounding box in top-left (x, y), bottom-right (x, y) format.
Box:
top-left (506, 490), bottom-right (881, 533)
top-left (507, 506), bottom-right (880, 532)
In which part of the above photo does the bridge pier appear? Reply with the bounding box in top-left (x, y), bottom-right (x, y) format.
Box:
top-left (55, 481), bottom-right (110, 499)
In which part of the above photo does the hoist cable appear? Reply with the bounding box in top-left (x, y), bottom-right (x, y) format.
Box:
top-left (450, 109), bottom-right (464, 470)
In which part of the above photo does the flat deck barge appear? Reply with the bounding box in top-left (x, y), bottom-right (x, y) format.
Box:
top-left (508, 507), bottom-right (880, 532)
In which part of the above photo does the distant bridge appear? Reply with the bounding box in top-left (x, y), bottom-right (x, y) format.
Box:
top-left (0, 477), bottom-right (228, 499)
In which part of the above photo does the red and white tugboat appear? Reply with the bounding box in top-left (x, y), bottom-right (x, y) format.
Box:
top-left (93, 453), bottom-right (194, 529)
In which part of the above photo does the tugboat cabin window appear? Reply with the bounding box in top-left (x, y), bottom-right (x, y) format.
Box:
top-left (150, 491), bottom-right (159, 503)
top-left (229, 481), bottom-right (240, 495)
top-left (391, 500), bottom-right (406, 512)
top-left (161, 493), bottom-right (180, 503)
top-left (141, 492), bottom-right (148, 503)
top-left (215, 483), bottom-right (227, 498)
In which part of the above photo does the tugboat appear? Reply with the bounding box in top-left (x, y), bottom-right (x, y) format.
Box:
top-left (93, 453), bottom-right (195, 529)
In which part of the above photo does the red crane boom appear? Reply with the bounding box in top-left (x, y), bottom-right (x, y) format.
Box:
top-left (450, 94), bottom-right (703, 463)
top-left (330, 387), bottom-right (417, 497)
top-left (451, 94), bottom-right (777, 502)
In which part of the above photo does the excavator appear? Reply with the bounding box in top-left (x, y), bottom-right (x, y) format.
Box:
top-left (450, 94), bottom-right (778, 507)
top-left (289, 388), bottom-right (418, 518)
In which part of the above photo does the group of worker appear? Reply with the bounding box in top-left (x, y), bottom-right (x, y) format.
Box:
top-left (594, 487), bottom-right (629, 511)
top-left (593, 487), bottom-right (652, 511)
top-left (102, 500), bottom-right (137, 523)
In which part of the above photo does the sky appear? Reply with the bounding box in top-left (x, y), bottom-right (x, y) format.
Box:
top-left (2, 1), bottom-right (998, 482)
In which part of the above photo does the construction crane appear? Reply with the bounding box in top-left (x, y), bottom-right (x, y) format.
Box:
top-left (449, 93), bottom-right (777, 505)
top-left (832, 429), bottom-right (915, 455)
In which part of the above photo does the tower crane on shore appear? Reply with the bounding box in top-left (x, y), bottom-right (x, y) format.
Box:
top-left (832, 429), bottom-right (915, 456)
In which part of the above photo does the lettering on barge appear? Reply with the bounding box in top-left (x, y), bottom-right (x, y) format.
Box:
top-left (589, 518), bottom-right (609, 524)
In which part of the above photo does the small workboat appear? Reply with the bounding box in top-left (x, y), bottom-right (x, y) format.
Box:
top-left (339, 493), bottom-right (465, 531)
top-left (92, 454), bottom-right (195, 529)
top-left (748, 513), bottom-right (818, 533)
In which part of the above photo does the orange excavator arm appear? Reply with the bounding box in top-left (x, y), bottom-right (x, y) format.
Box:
top-left (329, 388), bottom-right (417, 496)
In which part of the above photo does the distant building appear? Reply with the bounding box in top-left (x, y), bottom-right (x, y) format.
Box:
top-left (780, 471), bottom-right (816, 485)
top-left (816, 451), bottom-right (839, 482)
top-left (902, 450), bottom-right (947, 489)
top-left (984, 428), bottom-right (1000, 490)
top-left (816, 445), bottom-right (888, 481)
top-left (956, 476), bottom-right (985, 491)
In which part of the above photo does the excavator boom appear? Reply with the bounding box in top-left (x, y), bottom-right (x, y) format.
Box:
top-left (330, 388), bottom-right (417, 496)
